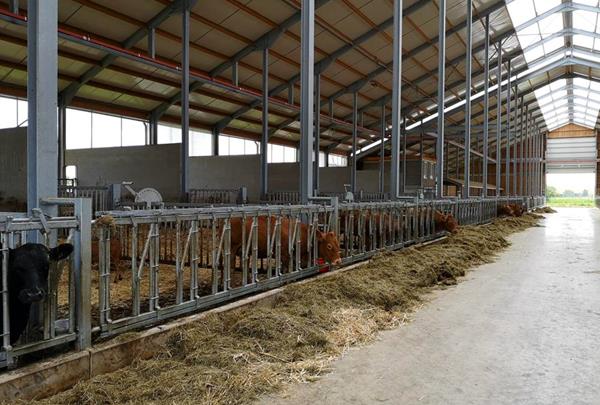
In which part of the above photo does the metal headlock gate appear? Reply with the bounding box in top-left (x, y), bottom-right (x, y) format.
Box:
top-left (1, 196), bottom-right (546, 368)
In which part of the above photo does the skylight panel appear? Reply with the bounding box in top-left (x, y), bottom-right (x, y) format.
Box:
top-left (538, 13), bottom-right (563, 37)
top-left (573, 10), bottom-right (597, 32)
top-left (575, 0), bottom-right (599, 7)
top-left (550, 79), bottom-right (566, 91)
top-left (507, 0), bottom-right (537, 27)
top-left (534, 0), bottom-right (561, 14)
top-left (574, 34), bottom-right (594, 49)
top-left (574, 77), bottom-right (591, 88)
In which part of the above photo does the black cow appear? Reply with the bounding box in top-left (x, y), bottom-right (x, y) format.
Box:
top-left (1, 243), bottom-right (73, 345)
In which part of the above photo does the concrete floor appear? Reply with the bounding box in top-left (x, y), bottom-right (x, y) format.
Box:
top-left (262, 208), bottom-right (600, 405)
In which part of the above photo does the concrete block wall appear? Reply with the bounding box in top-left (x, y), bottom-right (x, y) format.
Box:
top-left (0, 127), bottom-right (27, 202)
top-left (66, 144), bottom-right (181, 201)
top-left (0, 136), bottom-right (392, 204)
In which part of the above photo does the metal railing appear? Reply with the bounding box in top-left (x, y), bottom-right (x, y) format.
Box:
top-left (58, 185), bottom-right (112, 213)
top-left (93, 204), bottom-right (336, 337)
top-left (1, 196), bottom-right (547, 369)
top-left (0, 198), bottom-right (91, 368)
top-left (188, 187), bottom-right (247, 205)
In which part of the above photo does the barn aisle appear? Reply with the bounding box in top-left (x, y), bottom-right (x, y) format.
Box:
top-left (262, 208), bottom-right (600, 405)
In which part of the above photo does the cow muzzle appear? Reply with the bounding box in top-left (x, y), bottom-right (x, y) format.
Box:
top-left (332, 257), bottom-right (342, 265)
top-left (18, 287), bottom-right (46, 303)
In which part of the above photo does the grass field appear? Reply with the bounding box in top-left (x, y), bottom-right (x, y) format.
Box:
top-left (547, 197), bottom-right (596, 207)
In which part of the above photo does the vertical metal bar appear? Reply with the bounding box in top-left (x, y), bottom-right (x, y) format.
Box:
top-left (180, 4), bottom-right (190, 200)
top-left (435, 0), bottom-right (446, 199)
top-left (288, 84), bottom-right (294, 104)
top-left (232, 61), bottom-right (239, 87)
top-left (390, 0), bottom-right (403, 199)
top-left (261, 47), bottom-right (269, 200)
top-left (379, 104), bottom-right (385, 193)
top-left (351, 91), bottom-right (358, 194)
top-left (520, 104), bottom-right (527, 196)
top-left (513, 92), bottom-right (519, 195)
top-left (74, 198), bottom-right (92, 350)
top-left (9, 0), bottom-right (18, 14)
top-left (482, 14), bottom-right (490, 197)
top-left (464, 0), bottom-right (472, 198)
top-left (495, 43), bottom-right (502, 197)
top-left (314, 73), bottom-right (321, 193)
top-left (299, 0), bottom-right (314, 205)
top-left (1, 232), bottom-right (12, 364)
top-left (505, 59), bottom-right (511, 196)
top-left (211, 128), bottom-right (219, 156)
top-left (401, 120), bottom-right (406, 195)
top-left (58, 104), bottom-right (66, 179)
top-left (27, 0), bottom-right (58, 217)
top-left (149, 115), bottom-right (158, 145)
top-left (148, 27), bottom-right (156, 58)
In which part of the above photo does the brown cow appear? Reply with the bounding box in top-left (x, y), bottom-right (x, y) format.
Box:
top-left (508, 203), bottom-right (525, 217)
top-left (434, 210), bottom-right (459, 234)
top-left (229, 216), bottom-right (341, 270)
top-left (497, 204), bottom-right (514, 217)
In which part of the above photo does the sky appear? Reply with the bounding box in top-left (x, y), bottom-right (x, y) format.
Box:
top-left (546, 172), bottom-right (596, 194)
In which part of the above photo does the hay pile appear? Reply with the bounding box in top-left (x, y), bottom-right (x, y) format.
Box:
top-left (33, 214), bottom-right (542, 405)
top-left (534, 206), bottom-right (557, 214)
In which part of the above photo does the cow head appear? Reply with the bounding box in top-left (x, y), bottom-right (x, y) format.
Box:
top-left (316, 231), bottom-right (342, 265)
top-left (8, 243), bottom-right (74, 304)
top-left (444, 213), bottom-right (459, 234)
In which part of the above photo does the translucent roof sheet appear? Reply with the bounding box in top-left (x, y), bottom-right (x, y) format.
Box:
top-left (507, 0), bottom-right (600, 129)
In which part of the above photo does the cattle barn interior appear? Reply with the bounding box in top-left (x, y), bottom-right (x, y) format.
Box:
top-left (0, 0), bottom-right (599, 402)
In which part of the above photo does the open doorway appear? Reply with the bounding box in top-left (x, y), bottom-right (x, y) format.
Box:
top-left (546, 172), bottom-right (596, 207)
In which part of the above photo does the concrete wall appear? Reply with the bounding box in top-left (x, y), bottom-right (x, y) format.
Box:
top-left (0, 127), bottom-right (27, 202)
top-left (188, 156), bottom-right (380, 200)
top-left (66, 144), bottom-right (181, 201)
top-left (189, 154), bottom-right (261, 200)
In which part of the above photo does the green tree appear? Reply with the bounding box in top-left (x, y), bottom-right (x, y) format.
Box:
top-left (582, 189), bottom-right (589, 197)
top-left (546, 185), bottom-right (559, 198)
top-left (563, 189), bottom-right (576, 197)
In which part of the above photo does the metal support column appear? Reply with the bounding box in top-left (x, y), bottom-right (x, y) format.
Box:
top-left (27, 0), bottom-right (58, 215)
top-left (390, 0), bottom-right (402, 199)
top-left (464, 0), bottom-right (472, 198)
top-left (9, 0), bottom-right (18, 14)
top-left (180, 3), bottom-right (190, 200)
top-left (211, 128), bottom-right (219, 156)
top-left (232, 61), bottom-right (239, 87)
top-left (261, 47), bottom-right (269, 200)
top-left (524, 110), bottom-right (530, 196)
top-left (495, 43), bottom-right (502, 197)
top-left (379, 104), bottom-right (386, 193)
top-left (505, 59), bottom-right (511, 196)
top-left (401, 120), bottom-right (407, 194)
top-left (435, 0), bottom-right (446, 199)
top-left (313, 73), bottom-right (320, 193)
top-left (512, 92), bottom-right (519, 195)
top-left (148, 27), bottom-right (156, 58)
top-left (351, 91), bottom-right (358, 194)
top-left (482, 14), bottom-right (490, 197)
top-left (58, 104), bottom-right (66, 179)
top-left (148, 114), bottom-right (158, 145)
top-left (519, 102), bottom-right (526, 196)
top-left (299, 0), bottom-right (314, 205)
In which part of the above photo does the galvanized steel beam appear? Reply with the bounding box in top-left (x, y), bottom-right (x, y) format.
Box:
top-left (27, 0), bottom-right (58, 215)
top-left (463, 0), bottom-right (472, 198)
top-left (390, 0), bottom-right (402, 199)
top-left (299, 0), bottom-right (314, 204)
top-left (435, 0), bottom-right (446, 199)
